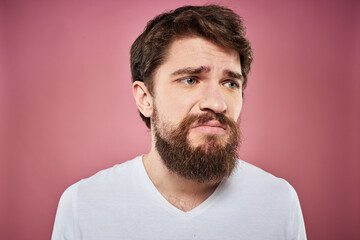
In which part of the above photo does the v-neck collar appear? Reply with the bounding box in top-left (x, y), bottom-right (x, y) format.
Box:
top-left (136, 155), bottom-right (226, 218)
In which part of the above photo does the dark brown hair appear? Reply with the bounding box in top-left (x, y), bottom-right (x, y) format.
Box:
top-left (130, 5), bottom-right (253, 128)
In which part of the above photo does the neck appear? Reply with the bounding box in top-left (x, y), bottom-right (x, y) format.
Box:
top-left (143, 147), bottom-right (219, 212)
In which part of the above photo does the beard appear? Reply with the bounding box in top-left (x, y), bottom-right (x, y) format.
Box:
top-left (153, 109), bottom-right (241, 184)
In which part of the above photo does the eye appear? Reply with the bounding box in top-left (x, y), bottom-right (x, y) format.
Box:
top-left (181, 77), bottom-right (198, 85)
top-left (223, 81), bottom-right (240, 89)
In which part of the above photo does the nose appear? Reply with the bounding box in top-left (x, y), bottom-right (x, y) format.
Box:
top-left (198, 84), bottom-right (227, 113)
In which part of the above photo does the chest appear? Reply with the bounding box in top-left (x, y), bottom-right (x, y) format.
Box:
top-left (76, 193), bottom-right (289, 240)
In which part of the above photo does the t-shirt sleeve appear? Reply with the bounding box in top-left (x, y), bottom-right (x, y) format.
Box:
top-left (52, 183), bottom-right (80, 240)
top-left (288, 184), bottom-right (307, 240)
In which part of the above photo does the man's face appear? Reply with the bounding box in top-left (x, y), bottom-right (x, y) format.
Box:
top-left (151, 36), bottom-right (243, 183)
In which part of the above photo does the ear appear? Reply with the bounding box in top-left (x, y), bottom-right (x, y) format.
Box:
top-left (132, 81), bottom-right (153, 118)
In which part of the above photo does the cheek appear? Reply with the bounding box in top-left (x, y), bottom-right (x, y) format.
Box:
top-left (228, 96), bottom-right (243, 121)
top-left (155, 94), bottom-right (192, 125)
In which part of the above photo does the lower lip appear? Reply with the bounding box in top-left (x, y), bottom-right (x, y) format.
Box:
top-left (191, 126), bottom-right (227, 135)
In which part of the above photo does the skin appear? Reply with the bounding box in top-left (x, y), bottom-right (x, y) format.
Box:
top-left (132, 36), bottom-right (243, 212)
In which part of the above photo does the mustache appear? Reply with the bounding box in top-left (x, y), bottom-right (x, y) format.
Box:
top-left (196, 112), bottom-right (230, 125)
top-left (174, 112), bottom-right (238, 136)
top-left (180, 112), bottom-right (233, 128)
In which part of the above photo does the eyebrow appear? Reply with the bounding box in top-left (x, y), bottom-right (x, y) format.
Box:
top-left (170, 66), bottom-right (243, 82)
top-left (224, 70), bottom-right (243, 82)
top-left (170, 66), bottom-right (210, 76)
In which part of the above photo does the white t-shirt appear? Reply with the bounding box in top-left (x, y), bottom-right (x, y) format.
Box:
top-left (52, 156), bottom-right (306, 240)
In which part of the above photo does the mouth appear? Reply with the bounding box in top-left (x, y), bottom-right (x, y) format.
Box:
top-left (191, 120), bottom-right (227, 135)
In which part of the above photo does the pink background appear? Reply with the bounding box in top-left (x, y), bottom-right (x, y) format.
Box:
top-left (1, 0), bottom-right (359, 239)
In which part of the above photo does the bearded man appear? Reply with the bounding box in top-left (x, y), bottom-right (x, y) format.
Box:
top-left (52, 5), bottom-right (306, 240)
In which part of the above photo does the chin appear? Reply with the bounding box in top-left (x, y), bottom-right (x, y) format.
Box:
top-left (189, 134), bottom-right (229, 149)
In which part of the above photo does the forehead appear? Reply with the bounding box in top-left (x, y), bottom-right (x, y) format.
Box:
top-left (163, 36), bottom-right (241, 70)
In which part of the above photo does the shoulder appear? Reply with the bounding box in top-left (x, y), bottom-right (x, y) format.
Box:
top-left (80, 155), bottom-right (142, 185)
top-left (60, 155), bottom-right (143, 201)
top-left (52, 156), bottom-right (143, 239)
top-left (226, 160), bottom-right (306, 239)
top-left (230, 160), bottom-right (299, 202)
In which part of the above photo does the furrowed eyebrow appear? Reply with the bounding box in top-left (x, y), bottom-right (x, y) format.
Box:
top-left (170, 66), bottom-right (210, 76)
top-left (224, 70), bottom-right (243, 82)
